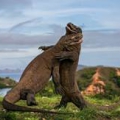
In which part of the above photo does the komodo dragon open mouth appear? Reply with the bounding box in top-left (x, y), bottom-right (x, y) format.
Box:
top-left (65, 23), bottom-right (83, 46)
top-left (66, 22), bottom-right (82, 34)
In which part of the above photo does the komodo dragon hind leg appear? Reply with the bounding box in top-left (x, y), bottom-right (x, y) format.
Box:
top-left (54, 95), bottom-right (70, 109)
top-left (71, 92), bottom-right (87, 110)
top-left (20, 89), bottom-right (38, 106)
top-left (26, 92), bottom-right (38, 106)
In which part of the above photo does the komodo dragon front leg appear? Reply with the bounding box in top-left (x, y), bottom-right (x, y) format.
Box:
top-left (20, 89), bottom-right (37, 106)
top-left (38, 45), bottom-right (64, 95)
top-left (54, 51), bottom-right (80, 108)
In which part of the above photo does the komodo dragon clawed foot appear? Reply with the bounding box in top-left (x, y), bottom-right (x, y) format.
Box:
top-left (54, 85), bottom-right (65, 95)
top-left (70, 92), bottom-right (87, 110)
top-left (20, 89), bottom-right (38, 106)
top-left (55, 93), bottom-right (87, 110)
top-left (54, 96), bottom-right (70, 109)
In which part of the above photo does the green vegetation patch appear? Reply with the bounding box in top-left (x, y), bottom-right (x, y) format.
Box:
top-left (1, 67), bottom-right (120, 119)
top-left (1, 94), bottom-right (120, 120)
top-left (0, 77), bottom-right (16, 88)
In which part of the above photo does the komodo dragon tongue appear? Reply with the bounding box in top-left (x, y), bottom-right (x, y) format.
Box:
top-left (2, 99), bottom-right (72, 115)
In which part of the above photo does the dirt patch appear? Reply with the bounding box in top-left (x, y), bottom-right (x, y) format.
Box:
top-left (82, 68), bottom-right (105, 95)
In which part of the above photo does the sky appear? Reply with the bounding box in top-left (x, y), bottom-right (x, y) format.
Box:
top-left (0, 0), bottom-right (120, 70)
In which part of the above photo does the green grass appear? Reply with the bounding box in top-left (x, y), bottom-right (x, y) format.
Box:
top-left (1, 67), bottom-right (120, 120)
top-left (1, 94), bottom-right (120, 120)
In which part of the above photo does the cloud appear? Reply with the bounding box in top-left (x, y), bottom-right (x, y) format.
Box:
top-left (0, 29), bottom-right (120, 49)
top-left (0, 47), bottom-right (40, 69)
top-left (82, 47), bottom-right (120, 52)
top-left (0, 49), bottom-right (23, 53)
top-left (82, 30), bottom-right (120, 48)
top-left (0, 30), bottom-right (64, 46)
top-left (0, 0), bottom-right (32, 29)
top-left (0, 48), bottom-right (39, 59)
top-left (0, 0), bottom-right (32, 10)
top-left (80, 50), bottom-right (120, 67)
top-left (9, 18), bottom-right (42, 32)
top-left (0, 0), bottom-right (120, 69)
top-left (0, 0), bottom-right (120, 32)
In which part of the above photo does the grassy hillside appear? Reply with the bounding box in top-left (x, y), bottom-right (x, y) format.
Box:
top-left (76, 67), bottom-right (120, 99)
top-left (0, 77), bottom-right (16, 88)
top-left (0, 66), bottom-right (120, 120)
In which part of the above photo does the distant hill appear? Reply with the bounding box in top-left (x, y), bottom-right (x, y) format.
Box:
top-left (0, 64), bottom-right (85, 73)
top-left (76, 66), bottom-right (120, 98)
top-left (77, 64), bottom-right (86, 70)
top-left (0, 68), bottom-right (22, 73)
top-left (1, 66), bottom-right (120, 99)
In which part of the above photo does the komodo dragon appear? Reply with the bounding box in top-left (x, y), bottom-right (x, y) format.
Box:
top-left (39, 23), bottom-right (87, 110)
top-left (2, 24), bottom-right (82, 114)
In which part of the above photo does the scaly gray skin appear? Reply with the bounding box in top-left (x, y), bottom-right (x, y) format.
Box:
top-left (39, 23), bottom-right (87, 110)
top-left (2, 24), bottom-right (82, 114)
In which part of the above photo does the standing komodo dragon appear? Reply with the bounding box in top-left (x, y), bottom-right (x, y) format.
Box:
top-left (2, 24), bottom-right (82, 114)
top-left (39, 23), bottom-right (87, 110)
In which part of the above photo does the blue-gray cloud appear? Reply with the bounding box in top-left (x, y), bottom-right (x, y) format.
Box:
top-left (0, 0), bottom-right (32, 10)
top-left (0, 0), bottom-right (120, 31)
top-left (83, 29), bottom-right (120, 48)
top-left (0, 0), bottom-right (120, 69)
top-left (0, 29), bottom-right (120, 48)
top-left (9, 18), bottom-right (42, 32)
top-left (0, 0), bottom-right (119, 39)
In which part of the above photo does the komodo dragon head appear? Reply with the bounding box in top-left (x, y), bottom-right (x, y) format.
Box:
top-left (56, 22), bottom-right (83, 51)
top-left (39, 23), bottom-right (83, 51)
top-left (66, 22), bottom-right (82, 35)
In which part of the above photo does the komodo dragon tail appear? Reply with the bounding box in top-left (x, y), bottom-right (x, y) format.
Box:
top-left (2, 99), bottom-right (71, 115)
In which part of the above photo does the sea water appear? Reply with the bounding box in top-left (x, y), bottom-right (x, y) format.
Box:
top-left (0, 72), bottom-right (22, 96)
top-left (0, 72), bottom-right (22, 82)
